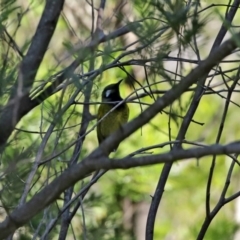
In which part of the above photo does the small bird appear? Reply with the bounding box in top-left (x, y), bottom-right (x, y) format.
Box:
top-left (97, 80), bottom-right (129, 151)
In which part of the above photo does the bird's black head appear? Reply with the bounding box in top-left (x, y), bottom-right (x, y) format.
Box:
top-left (102, 80), bottom-right (123, 103)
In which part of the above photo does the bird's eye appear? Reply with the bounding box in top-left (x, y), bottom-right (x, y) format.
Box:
top-left (105, 89), bottom-right (112, 98)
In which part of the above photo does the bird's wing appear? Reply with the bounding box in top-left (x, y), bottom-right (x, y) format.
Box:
top-left (96, 104), bottom-right (108, 144)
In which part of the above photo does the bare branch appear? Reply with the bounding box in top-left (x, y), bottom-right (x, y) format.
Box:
top-left (1, 141), bottom-right (240, 238)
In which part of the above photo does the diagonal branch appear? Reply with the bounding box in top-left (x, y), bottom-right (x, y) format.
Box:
top-left (0, 0), bottom-right (65, 147)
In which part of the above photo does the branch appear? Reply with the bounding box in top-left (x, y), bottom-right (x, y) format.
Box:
top-left (1, 141), bottom-right (240, 238)
top-left (0, 0), bottom-right (65, 147)
top-left (146, 1), bottom-right (240, 238)
top-left (58, 1), bottom-right (106, 238)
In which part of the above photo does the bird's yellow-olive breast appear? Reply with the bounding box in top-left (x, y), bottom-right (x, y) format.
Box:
top-left (97, 80), bottom-right (129, 151)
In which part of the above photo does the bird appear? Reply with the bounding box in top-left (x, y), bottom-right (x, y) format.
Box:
top-left (97, 79), bottom-right (129, 152)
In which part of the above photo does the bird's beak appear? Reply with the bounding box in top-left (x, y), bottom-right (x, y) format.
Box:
top-left (117, 79), bottom-right (123, 86)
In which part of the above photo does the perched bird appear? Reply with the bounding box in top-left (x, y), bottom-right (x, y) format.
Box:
top-left (97, 80), bottom-right (129, 151)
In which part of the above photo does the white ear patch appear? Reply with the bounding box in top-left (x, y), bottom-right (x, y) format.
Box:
top-left (105, 89), bottom-right (112, 98)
